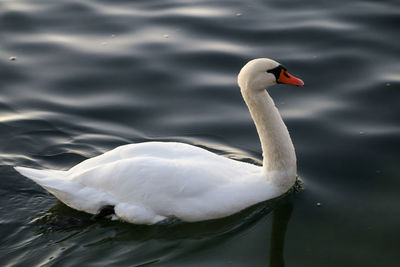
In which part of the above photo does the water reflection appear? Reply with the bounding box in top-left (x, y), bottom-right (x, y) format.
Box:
top-left (269, 199), bottom-right (293, 267)
top-left (31, 186), bottom-right (296, 266)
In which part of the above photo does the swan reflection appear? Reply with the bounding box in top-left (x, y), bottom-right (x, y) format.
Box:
top-left (269, 199), bottom-right (293, 267)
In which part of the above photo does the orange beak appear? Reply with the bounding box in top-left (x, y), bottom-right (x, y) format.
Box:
top-left (277, 70), bottom-right (304, 86)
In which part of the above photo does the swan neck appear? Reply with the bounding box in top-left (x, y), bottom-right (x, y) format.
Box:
top-left (241, 87), bottom-right (296, 186)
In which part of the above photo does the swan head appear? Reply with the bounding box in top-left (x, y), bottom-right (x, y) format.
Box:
top-left (238, 58), bottom-right (304, 92)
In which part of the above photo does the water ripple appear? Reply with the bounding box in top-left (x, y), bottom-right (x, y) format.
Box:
top-left (1, 0), bottom-right (400, 266)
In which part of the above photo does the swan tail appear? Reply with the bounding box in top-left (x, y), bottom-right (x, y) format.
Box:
top-left (14, 166), bottom-right (67, 183)
top-left (14, 166), bottom-right (118, 215)
top-left (14, 166), bottom-right (77, 204)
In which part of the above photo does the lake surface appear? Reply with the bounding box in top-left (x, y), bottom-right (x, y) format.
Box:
top-left (1, 0), bottom-right (399, 266)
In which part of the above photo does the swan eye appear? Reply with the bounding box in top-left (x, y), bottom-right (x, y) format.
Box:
top-left (267, 65), bottom-right (284, 81)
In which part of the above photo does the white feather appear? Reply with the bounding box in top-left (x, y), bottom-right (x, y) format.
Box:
top-left (15, 58), bottom-right (300, 224)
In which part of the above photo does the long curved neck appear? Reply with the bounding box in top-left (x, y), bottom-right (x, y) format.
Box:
top-left (241, 87), bottom-right (296, 186)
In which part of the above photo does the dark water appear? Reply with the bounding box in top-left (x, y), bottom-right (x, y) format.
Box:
top-left (1, 0), bottom-right (399, 266)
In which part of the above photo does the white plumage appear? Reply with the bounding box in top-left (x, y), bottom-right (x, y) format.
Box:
top-left (15, 58), bottom-right (304, 224)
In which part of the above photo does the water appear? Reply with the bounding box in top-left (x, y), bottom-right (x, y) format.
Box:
top-left (1, 0), bottom-right (399, 266)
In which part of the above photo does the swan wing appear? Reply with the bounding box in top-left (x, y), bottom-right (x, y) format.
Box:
top-left (15, 142), bottom-right (279, 224)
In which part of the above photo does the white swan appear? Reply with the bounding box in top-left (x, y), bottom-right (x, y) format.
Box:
top-left (15, 58), bottom-right (304, 225)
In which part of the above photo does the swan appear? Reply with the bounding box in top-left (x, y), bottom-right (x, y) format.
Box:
top-left (14, 58), bottom-right (304, 225)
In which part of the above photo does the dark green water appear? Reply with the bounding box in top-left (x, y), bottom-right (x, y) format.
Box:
top-left (1, 0), bottom-right (399, 266)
